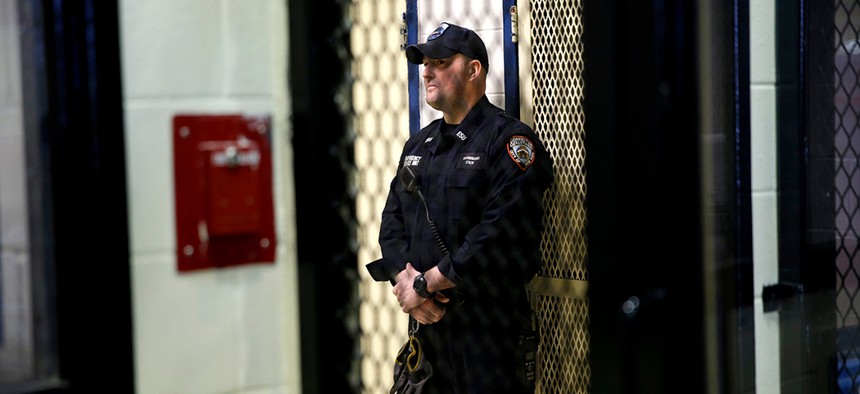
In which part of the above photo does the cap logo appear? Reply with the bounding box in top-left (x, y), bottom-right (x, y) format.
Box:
top-left (427, 23), bottom-right (449, 41)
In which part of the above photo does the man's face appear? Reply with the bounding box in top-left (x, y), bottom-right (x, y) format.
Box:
top-left (420, 54), bottom-right (471, 113)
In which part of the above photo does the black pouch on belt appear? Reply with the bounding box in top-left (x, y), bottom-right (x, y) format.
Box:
top-left (516, 328), bottom-right (538, 389)
top-left (512, 289), bottom-right (539, 389)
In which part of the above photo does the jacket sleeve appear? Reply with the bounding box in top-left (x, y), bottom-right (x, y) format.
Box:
top-left (369, 167), bottom-right (411, 284)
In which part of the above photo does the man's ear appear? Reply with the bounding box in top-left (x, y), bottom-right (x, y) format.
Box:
top-left (469, 60), bottom-right (482, 79)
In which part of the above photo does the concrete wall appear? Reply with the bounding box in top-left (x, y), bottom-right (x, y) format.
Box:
top-left (0, 0), bottom-right (33, 381)
top-left (119, 1), bottom-right (300, 393)
top-left (750, 0), bottom-right (780, 392)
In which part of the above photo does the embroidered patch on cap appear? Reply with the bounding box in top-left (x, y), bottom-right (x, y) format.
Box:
top-left (427, 23), bottom-right (450, 41)
top-left (507, 135), bottom-right (535, 170)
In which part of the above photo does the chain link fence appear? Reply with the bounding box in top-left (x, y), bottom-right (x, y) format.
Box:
top-left (834, 1), bottom-right (860, 392)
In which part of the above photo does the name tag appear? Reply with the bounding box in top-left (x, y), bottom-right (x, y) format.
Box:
top-left (457, 153), bottom-right (482, 169)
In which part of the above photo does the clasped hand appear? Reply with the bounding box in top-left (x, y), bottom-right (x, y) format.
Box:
top-left (393, 263), bottom-right (449, 324)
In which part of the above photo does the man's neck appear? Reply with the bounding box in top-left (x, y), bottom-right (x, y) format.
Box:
top-left (442, 93), bottom-right (483, 124)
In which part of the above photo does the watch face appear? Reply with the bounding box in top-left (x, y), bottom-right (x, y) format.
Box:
top-left (413, 274), bottom-right (430, 298)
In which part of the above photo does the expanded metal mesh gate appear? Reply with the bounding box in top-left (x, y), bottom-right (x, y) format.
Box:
top-left (352, 1), bottom-right (411, 393)
top-left (353, 1), bottom-right (589, 393)
top-left (523, 0), bottom-right (590, 393)
top-left (835, 1), bottom-right (860, 392)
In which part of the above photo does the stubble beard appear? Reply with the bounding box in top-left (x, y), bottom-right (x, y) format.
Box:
top-left (425, 89), bottom-right (446, 112)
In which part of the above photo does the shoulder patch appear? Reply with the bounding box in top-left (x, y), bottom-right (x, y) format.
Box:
top-left (507, 135), bottom-right (535, 170)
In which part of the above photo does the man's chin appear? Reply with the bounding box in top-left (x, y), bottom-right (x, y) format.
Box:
top-left (426, 102), bottom-right (442, 112)
top-left (424, 97), bottom-right (440, 110)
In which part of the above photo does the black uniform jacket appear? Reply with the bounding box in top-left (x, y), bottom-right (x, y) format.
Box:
top-left (369, 95), bottom-right (554, 303)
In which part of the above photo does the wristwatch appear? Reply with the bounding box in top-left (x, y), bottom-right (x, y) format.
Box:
top-left (413, 272), bottom-right (434, 298)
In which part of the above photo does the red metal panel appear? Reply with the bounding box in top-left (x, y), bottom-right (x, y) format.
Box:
top-left (173, 114), bottom-right (276, 272)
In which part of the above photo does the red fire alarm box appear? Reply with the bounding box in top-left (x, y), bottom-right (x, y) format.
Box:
top-left (173, 114), bottom-right (276, 272)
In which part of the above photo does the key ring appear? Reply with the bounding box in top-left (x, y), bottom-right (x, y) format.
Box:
top-left (408, 315), bottom-right (420, 336)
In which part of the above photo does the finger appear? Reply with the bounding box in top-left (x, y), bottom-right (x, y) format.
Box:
top-left (433, 292), bottom-right (450, 303)
top-left (432, 306), bottom-right (446, 321)
top-left (428, 308), bottom-right (442, 322)
top-left (415, 314), bottom-right (430, 325)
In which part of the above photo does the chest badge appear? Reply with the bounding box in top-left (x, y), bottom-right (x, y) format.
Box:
top-left (507, 135), bottom-right (536, 170)
top-left (404, 155), bottom-right (422, 167)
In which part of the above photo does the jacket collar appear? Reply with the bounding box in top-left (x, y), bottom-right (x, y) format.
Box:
top-left (424, 96), bottom-right (495, 153)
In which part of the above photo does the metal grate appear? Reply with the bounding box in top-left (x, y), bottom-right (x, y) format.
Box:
top-left (526, 0), bottom-right (590, 393)
top-left (351, 1), bottom-right (411, 393)
top-left (835, 2), bottom-right (860, 392)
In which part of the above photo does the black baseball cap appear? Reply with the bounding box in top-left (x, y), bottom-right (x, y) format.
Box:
top-left (405, 22), bottom-right (489, 71)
